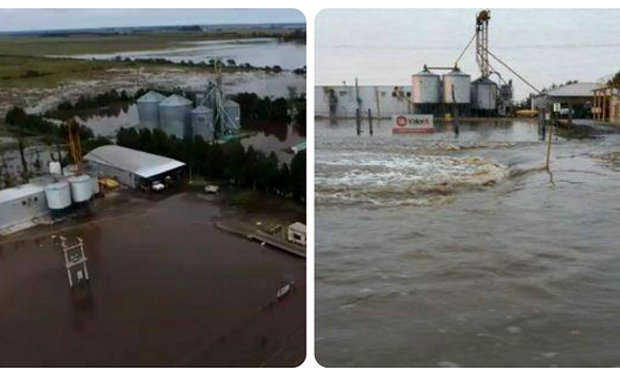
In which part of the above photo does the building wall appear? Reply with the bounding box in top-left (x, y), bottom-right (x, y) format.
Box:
top-left (88, 162), bottom-right (137, 188)
top-left (0, 189), bottom-right (48, 233)
top-left (316, 86), bottom-right (414, 118)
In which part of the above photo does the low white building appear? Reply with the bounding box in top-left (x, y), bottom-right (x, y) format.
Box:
top-left (0, 183), bottom-right (49, 235)
top-left (315, 85), bottom-right (414, 118)
top-left (287, 222), bottom-right (306, 247)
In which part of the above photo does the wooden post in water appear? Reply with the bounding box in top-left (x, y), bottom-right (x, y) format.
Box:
top-left (545, 119), bottom-right (553, 170)
top-left (368, 109), bottom-right (373, 136)
top-left (356, 108), bottom-right (361, 136)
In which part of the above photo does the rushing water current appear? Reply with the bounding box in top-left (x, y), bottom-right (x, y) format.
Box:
top-left (315, 119), bottom-right (620, 367)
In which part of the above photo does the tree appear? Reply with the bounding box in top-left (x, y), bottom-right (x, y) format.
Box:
top-left (609, 70), bottom-right (620, 86)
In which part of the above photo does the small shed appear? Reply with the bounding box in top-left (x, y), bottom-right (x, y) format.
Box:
top-left (287, 222), bottom-right (306, 247)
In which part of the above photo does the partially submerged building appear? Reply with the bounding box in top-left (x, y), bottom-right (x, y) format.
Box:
top-left (84, 145), bottom-right (186, 189)
top-left (531, 82), bottom-right (601, 121)
top-left (0, 184), bottom-right (48, 235)
top-left (287, 222), bottom-right (306, 247)
top-left (593, 85), bottom-right (620, 124)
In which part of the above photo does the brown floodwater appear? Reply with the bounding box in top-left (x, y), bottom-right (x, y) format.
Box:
top-left (316, 118), bottom-right (620, 367)
top-left (0, 192), bottom-right (305, 367)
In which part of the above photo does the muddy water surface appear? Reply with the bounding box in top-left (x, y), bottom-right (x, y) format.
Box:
top-left (315, 119), bottom-right (620, 367)
top-left (0, 192), bottom-right (305, 366)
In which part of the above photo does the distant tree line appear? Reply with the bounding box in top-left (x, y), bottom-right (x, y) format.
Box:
top-left (116, 127), bottom-right (305, 203)
top-left (230, 92), bottom-right (306, 129)
top-left (113, 56), bottom-right (294, 74)
top-left (608, 70), bottom-right (620, 86)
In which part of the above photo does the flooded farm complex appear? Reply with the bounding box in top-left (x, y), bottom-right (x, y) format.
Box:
top-left (0, 10), bottom-right (306, 367)
top-left (315, 9), bottom-right (620, 367)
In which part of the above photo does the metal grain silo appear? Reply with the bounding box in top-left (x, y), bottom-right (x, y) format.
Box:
top-left (223, 99), bottom-right (241, 130)
top-left (471, 77), bottom-right (498, 111)
top-left (159, 94), bottom-right (193, 139)
top-left (45, 181), bottom-right (72, 215)
top-left (442, 69), bottom-right (471, 104)
top-left (412, 69), bottom-right (441, 104)
top-left (68, 175), bottom-right (93, 203)
top-left (137, 91), bottom-right (166, 129)
top-left (191, 105), bottom-right (214, 141)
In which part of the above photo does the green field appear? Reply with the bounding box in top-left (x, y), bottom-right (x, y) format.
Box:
top-left (0, 32), bottom-right (264, 89)
top-left (0, 32), bottom-right (252, 56)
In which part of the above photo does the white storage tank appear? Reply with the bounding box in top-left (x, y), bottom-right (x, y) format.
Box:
top-left (191, 105), bottom-right (214, 141)
top-left (443, 69), bottom-right (471, 104)
top-left (45, 181), bottom-right (72, 211)
top-left (471, 77), bottom-right (498, 110)
top-left (159, 94), bottom-right (193, 139)
top-left (412, 69), bottom-right (441, 104)
top-left (68, 175), bottom-right (93, 203)
top-left (137, 91), bottom-right (166, 129)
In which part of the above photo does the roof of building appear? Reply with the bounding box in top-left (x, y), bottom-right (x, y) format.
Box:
top-left (0, 183), bottom-right (44, 204)
top-left (545, 82), bottom-right (601, 98)
top-left (288, 222), bottom-right (306, 233)
top-left (84, 145), bottom-right (186, 179)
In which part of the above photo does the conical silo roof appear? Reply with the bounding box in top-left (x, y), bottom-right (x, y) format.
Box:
top-left (159, 94), bottom-right (192, 107)
top-left (137, 90), bottom-right (166, 103)
top-left (191, 105), bottom-right (213, 114)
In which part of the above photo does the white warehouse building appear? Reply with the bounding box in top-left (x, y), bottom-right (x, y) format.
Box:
top-left (315, 85), bottom-right (414, 118)
top-left (84, 145), bottom-right (186, 189)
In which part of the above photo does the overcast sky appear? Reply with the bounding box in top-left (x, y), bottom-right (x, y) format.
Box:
top-left (0, 9), bottom-right (305, 32)
top-left (316, 9), bottom-right (620, 100)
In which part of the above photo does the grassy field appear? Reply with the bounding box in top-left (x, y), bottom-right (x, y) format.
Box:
top-left (0, 32), bottom-right (253, 57)
top-left (0, 32), bottom-right (269, 89)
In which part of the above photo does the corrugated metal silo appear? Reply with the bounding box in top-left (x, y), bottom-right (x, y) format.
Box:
top-left (223, 99), bottom-right (241, 130)
top-left (442, 69), bottom-right (471, 104)
top-left (412, 70), bottom-right (441, 104)
top-left (159, 94), bottom-right (193, 139)
top-left (68, 175), bottom-right (93, 203)
top-left (191, 105), bottom-right (214, 141)
top-left (471, 77), bottom-right (498, 110)
top-left (45, 181), bottom-right (72, 213)
top-left (137, 91), bottom-right (166, 129)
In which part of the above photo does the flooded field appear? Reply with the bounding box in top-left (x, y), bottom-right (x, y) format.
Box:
top-left (67, 38), bottom-right (306, 70)
top-left (53, 103), bottom-right (304, 163)
top-left (0, 192), bottom-right (305, 366)
top-left (315, 119), bottom-right (620, 367)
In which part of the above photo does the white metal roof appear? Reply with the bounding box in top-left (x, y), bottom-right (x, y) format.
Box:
top-left (84, 145), bottom-right (186, 179)
top-left (546, 82), bottom-right (601, 98)
top-left (0, 183), bottom-right (44, 204)
top-left (288, 222), bottom-right (306, 233)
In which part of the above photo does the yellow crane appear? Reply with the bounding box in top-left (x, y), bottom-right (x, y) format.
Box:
top-left (67, 119), bottom-right (83, 173)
